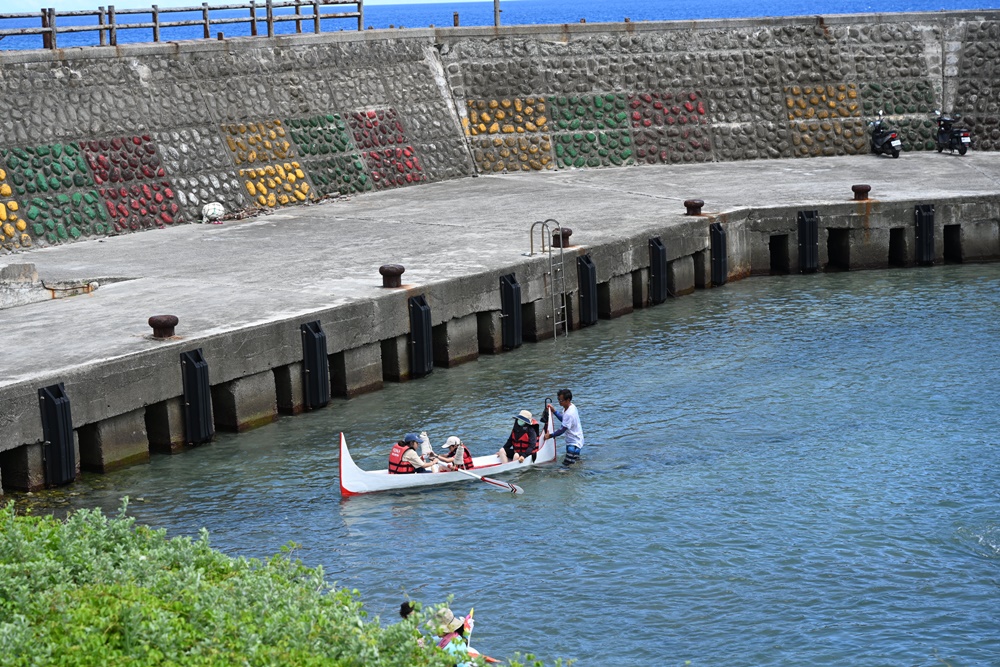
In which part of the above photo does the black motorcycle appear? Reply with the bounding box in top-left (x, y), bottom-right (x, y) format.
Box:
top-left (869, 110), bottom-right (901, 158)
top-left (934, 110), bottom-right (972, 155)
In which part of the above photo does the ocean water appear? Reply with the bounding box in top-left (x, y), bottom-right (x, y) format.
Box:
top-left (1, 0), bottom-right (999, 50)
top-left (24, 263), bottom-right (1000, 666)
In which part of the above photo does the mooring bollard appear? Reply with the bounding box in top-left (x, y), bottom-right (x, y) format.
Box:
top-left (379, 264), bottom-right (405, 288)
top-left (684, 199), bottom-right (705, 216)
top-left (148, 315), bottom-right (179, 339)
top-left (552, 227), bottom-right (573, 248)
top-left (852, 184), bottom-right (871, 201)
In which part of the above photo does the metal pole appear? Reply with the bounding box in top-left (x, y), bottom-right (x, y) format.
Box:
top-left (266, 0), bottom-right (274, 37)
top-left (250, 0), bottom-right (258, 36)
top-left (41, 8), bottom-right (50, 49)
top-left (152, 5), bottom-right (159, 42)
top-left (493, 0), bottom-right (499, 27)
top-left (312, 0), bottom-right (320, 33)
top-left (98, 6), bottom-right (106, 46)
top-left (357, 0), bottom-right (363, 31)
top-left (202, 2), bottom-right (210, 39)
top-left (294, 0), bottom-right (302, 33)
top-left (109, 4), bottom-right (117, 46)
top-left (453, 11), bottom-right (458, 26)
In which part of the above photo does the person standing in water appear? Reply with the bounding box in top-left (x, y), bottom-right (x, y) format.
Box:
top-left (547, 389), bottom-right (584, 464)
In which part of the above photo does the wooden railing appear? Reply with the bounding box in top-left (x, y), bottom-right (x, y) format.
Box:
top-left (0, 1), bottom-right (364, 50)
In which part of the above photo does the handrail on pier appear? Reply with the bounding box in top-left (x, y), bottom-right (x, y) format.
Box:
top-left (0, 0), bottom-right (364, 50)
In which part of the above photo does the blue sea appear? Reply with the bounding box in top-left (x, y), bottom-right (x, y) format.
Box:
top-left (1, 0), bottom-right (999, 50)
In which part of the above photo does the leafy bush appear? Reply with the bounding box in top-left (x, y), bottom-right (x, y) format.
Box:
top-left (0, 500), bottom-right (460, 667)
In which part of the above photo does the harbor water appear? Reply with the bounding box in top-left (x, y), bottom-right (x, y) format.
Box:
top-left (30, 264), bottom-right (1000, 665)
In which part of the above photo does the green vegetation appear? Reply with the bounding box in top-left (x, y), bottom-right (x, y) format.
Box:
top-left (0, 500), bottom-right (518, 667)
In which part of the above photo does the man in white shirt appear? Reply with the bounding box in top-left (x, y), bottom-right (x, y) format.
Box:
top-left (547, 389), bottom-right (584, 464)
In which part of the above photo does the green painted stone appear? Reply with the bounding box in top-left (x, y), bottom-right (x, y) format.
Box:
top-left (83, 206), bottom-right (96, 220)
top-left (71, 211), bottom-right (84, 225)
top-left (56, 193), bottom-right (70, 205)
top-left (555, 144), bottom-right (565, 157)
top-left (97, 207), bottom-right (108, 222)
top-left (73, 175), bottom-right (88, 187)
top-left (51, 144), bottom-right (63, 158)
top-left (83, 191), bottom-right (97, 205)
top-left (558, 120), bottom-right (569, 129)
top-left (76, 156), bottom-right (87, 172)
top-left (64, 144), bottom-right (78, 157)
top-left (610, 154), bottom-right (623, 166)
top-left (33, 223), bottom-right (44, 236)
top-left (36, 174), bottom-right (48, 193)
top-left (45, 220), bottom-right (55, 231)
top-left (70, 226), bottom-right (81, 239)
top-left (31, 198), bottom-right (48, 210)
top-left (10, 172), bottom-right (23, 186)
top-left (594, 96), bottom-right (604, 109)
top-left (31, 157), bottom-right (42, 169)
top-left (23, 168), bottom-right (35, 179)
top-left (598, 148), bottom-right (609, 157)
top-left (587, 157), bottom-right (601, 167)
top-left (12, 148), bottom-right (28, 160)
top-left (46, 231), bottom-right (56, 244)
top-left (51, 162), bottom-right (63, 176)
top-left (36, 145), bottom-right (50, 157)
top-left (94, 223), bottom-right (105, 234)
top-left (71, 192), bottom-right (82, 207)
top-left (24, 182), bottom-right (36, 194)
top-left (573, 157), bottom-right (586, 167)
top-left (63, 156), bottom-right (76, 172)
top-left (50, 208), bottom-right (63, 219)
top-left (621, 136), bottom-right (632, 147)
top-left (583, 120), bottom-right (595, 130)
top-left (586, 132), bottom-right (597, 142)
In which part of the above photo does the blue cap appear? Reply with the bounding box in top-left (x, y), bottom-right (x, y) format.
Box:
top-left (403, 433), bottom-right (420, 443)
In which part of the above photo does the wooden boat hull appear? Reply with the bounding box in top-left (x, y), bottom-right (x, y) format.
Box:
top-left (339, 432), bottom-right (557, 497)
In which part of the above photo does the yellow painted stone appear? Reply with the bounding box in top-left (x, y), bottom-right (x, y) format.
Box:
top-left (9, 201), bottom-right (18, 213)
top-left (837, 92), bottom-right (846, 102)
top-left (0, 168), bottom-right (5, 180)
top-left (524, 106), bottom-right (534, 116)
top-left (481, 112), bottom-right (492, 124)
top-left (525, 122), bottom-right (537, 132)
top-left (273, 119), bottom-right (282, 126)
top-left (295, 190), bottom-right (307, 201)
top-left (278, 194), bottom-right (289, 205)
top-left (264, 140), bottom-right (273, 151)
top-left (535, 115), bottom-right (547, 127)
top-left (848, 89), bottom-right (857, 99)
top-left (518, 138), bottom-right (529, 151)
top-left (283, 182), bottom-right (293, 192)
top-left (276, 126), bottom-right (286, 137)
top-left (264, 165), bottom-right (276, 176)
top-left (488, 122), bottom-right (499, 133)
top-left (501, 99), bottom-right (512, 108)
top-left (828, 100), bottom-right (837, 108)
top-left (248, 150), bottom-right (258, 163)
top-left (499, 148), bottom-right (511, 158)
top-left (227, 136), bottom-right (237, 152)
top-left (514, 99), bottom-right (523, 112)
top-left (797, 99), bottom-right (807, 110)
top-left (0, 203), bottom-right (6, 221)
top-left (502, 124), bottom-right (515, 134)
top-left (238, 124), bottom-right (247, 134)
top-left (489, 99), bottom-right (499, 109)
top-left (493, 162), bottom-right (504, 173)
top-left (786, 98), bottom-right (795, 108)
top-left (295, 169), bottom-right (305, 179)
top-left (818, 110), bottom-right (829, 119)
top-left (805, 108), bottom-right (815, 118)
top-left (527, 97), bottom-right (536, 105)
top-left (16, 219), bottom-right (26, 231)
top-left (20, 233), bottom-right (30, 247)
top-left (479, 123), bottom-right (488, 134)
top-left (528, 144), bottom-right (539, 154)
top-left (246, 182), bottom-right (257, 195)
top-left (287, 173), bottom-right (297, 183)
top-left (299, 183), bottom-right (309, 194)
top-left (267, 178), bottom-right (277, 189)
top-left (516, 127), bottom-right (525, 133)
top-left (266, 193), bottom-right (277, 207)
top-left (540, 154), bottom-right (551, 165)
top-left (493, 137), bottom-right (504, 147)
top-left (4, 223), bottom-right (14, 237)
top-left (276, 165), bottom-right (287, 179)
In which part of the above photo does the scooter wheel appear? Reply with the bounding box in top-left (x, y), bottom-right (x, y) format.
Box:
top-left (891, 149), bottom-right (900, 158)
top-left (936, 146), bottom-right (943, 153)
top-left (959, 145), bottom-right (968, 156)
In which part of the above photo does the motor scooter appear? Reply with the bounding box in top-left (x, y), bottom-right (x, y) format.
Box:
top-left (869, 110), bottom-right (901, 158)
top-left (934, 110), bottom-right (972, 155)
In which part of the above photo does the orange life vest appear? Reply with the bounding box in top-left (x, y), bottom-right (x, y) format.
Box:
top-left (448, 446), bottom-right (474, 470)
top-left (388, 442), bottom-right (415, 474)
top-left (510, 423), bottom-right (539, 456)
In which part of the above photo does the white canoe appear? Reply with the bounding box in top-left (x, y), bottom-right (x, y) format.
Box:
top-left (339, 432), bottom-right (557, 497)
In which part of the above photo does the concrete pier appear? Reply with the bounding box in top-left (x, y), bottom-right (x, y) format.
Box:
top-left (2, 154), bottom-right (1000, 493)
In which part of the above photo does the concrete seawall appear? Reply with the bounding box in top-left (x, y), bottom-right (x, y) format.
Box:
top-left (1, 12), bottom-right (1000, 254)
top-left (1, 153), bottom-right (999, 493)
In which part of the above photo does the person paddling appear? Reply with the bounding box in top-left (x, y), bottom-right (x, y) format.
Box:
top-left (547, 389), bottom-right (584, 464)
top-left (432, 436), bottom-right (474, 471)
top-left (388, 433), bottom-right (435, 474)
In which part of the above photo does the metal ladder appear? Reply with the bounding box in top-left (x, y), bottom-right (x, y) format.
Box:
top-left (529, 219), bottom-right (568, 339)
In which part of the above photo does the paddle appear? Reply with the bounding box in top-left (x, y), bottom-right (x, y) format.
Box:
top-left (464, 609), bottom-right (502, 664)
top-left (454, 467), bottom-right (523, 495)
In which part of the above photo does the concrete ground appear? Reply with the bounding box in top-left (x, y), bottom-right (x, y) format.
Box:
top-left (3, 152), bottom-right (1000, 390)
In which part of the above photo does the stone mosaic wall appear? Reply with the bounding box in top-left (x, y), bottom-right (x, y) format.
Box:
top-left (1, 13), bottom-right (999, 253)
top-left (441, 20), bottom-right (970, 171)
top-left (955, 21), bottom-right (1000, 151)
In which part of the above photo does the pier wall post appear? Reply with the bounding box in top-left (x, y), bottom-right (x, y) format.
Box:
top-left (145, 397), bottom-right (187, 453)
top-left (332, 342), bottom-right (384, 397)
top-left (78, 408), bottom-right (149, 473)
top-left (432, 314), bottom-right (480, 367)
top-left (211, 370), bottom-right (278, 432)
